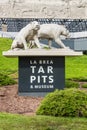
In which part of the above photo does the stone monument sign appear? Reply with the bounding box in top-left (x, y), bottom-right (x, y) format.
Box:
top-left (3, 21), bottom-right (82, 96)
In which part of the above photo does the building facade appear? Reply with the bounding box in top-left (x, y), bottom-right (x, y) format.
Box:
top-left (0, 0), bottom-right (87, 19)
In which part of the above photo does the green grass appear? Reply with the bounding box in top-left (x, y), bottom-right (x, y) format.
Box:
top-left (0, 113), bottom-right (87, 130)
top-left (82, 83), bottom-right (87, 88)
top-left (66, 55), bottom-right (87, 80)
top-left (65, 80), bottom-right (79, 88)
top-left (0, 73), bottom-right (16, 86)
top-left (0, 38), bottom-right (18, 76)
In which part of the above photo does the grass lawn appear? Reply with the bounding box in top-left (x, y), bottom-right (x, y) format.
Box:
top-left (0, 113), bottom-right (87, 130)
top-left (66, 55), bottom-right (87, 80)
top-left (0, 38), bottom-right (18, 76)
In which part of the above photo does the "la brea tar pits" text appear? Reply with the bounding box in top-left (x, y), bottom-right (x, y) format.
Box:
top-left (29, 60), bottom-right (54, 84)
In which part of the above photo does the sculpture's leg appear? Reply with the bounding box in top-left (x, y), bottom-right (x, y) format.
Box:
top-left (29, 41), bottom-right (32, 48)
top-left (55, 38), bottom-right (67, 48)
top-left (11, 40), bottom-right (18, 50)
top-left (34, 36), bottom-right (41, 48)
top-left (48, 39), bottom-right (52, 48)
top-left (22, 38), bottom-right (28, 50)
top-left (29, 41), bottom-right (36, 48)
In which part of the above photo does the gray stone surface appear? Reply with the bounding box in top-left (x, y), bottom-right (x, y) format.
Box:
top-left (0, 0), bottom-right (86, 18)
top-left (3, 49), bottom-right (83, 57)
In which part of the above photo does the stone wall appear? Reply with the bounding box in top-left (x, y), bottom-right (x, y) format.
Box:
top-left (0, 0), bottom-right (87, 18)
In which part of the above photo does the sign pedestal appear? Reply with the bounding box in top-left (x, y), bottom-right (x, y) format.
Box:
top-left (3, 49), bottom-right (82, 96)
top-left (18, 56), bottom-right (65, 96)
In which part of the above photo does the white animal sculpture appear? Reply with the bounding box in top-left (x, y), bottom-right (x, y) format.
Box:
top-left (11, 21), bottom-right (41, 50)
top-left (38, 24), bottom-right (69, 48)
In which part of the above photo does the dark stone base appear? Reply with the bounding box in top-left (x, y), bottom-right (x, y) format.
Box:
top-left (18, 56), bottom-right (65, 96)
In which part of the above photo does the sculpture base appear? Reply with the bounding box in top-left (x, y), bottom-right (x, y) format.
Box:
top-left (18, 56), bottom-right (65, 96)
top-left (3, 49), bottom-right (83, 97)
top-left (3, 48), bottom-right (82, 57)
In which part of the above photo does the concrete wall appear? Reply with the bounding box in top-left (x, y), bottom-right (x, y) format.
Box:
top-left (0, 0), bottom-right (87, 18)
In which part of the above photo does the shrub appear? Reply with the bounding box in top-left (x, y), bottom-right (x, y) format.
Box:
top-left (65, 80), bottom-right (79, 88)
top-left (36, 88), bottom-right (87, 117)
top-left (82, 83), bottom-right (87, 88)
top-left (0, 73), bottom-right (16, 86)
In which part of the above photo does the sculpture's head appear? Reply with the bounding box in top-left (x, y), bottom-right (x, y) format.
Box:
top-left (61, 26), bottom-right (70, 38)
top-left (31, 21), bottom-right (40, 31)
